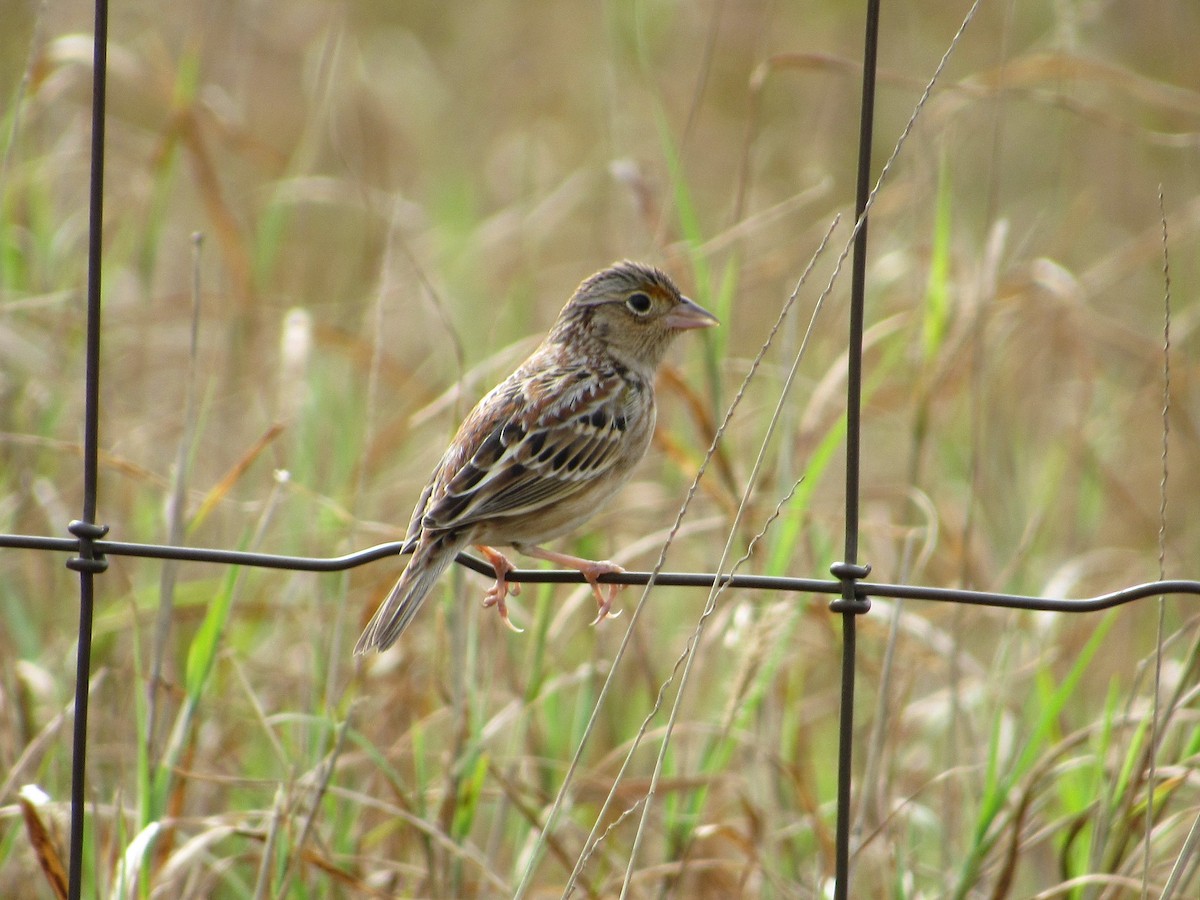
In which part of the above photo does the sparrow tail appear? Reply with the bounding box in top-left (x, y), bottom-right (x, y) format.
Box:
top-left (355, 532), bottom-right (463, 653)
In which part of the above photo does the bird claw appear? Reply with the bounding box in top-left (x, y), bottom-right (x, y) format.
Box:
top-left (589, 593), bottom-right (623, 627)
top-left (582, 563), bottom-right (625, 626)
top-left (479, 545), bottom-right (524, 632)
top-left (482, 583), bottom-right (525, 632)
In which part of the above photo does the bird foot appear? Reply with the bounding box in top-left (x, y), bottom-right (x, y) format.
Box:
top-left (579, 560), bottom-right (626, 626)
top-left (477, 545), bottom-right (524, 633)
top-left (517, 545), bottom-right (626, 626)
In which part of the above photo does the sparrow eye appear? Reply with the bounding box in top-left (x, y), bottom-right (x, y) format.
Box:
top-left (625, 292), bottom-right (653, 315)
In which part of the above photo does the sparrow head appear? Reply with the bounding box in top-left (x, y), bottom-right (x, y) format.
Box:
top-left (549, 261), bottom-right (718, 371)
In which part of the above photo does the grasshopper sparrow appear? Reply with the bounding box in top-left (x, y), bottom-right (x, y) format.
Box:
top-left (356, 261), bottom-right (718, 653)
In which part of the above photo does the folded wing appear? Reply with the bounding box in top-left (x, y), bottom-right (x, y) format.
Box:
top-left (421, 364), bottom-right (642, 531)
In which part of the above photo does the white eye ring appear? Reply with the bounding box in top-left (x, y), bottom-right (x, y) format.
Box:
top-left (626, 292), bottom-right (653, 314)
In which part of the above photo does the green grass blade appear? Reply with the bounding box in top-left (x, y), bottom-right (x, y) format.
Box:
top-left (922, 153), bottom-right (952, 364)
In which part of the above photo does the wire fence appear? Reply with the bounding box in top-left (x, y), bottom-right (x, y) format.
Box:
top-left (3, 1), bottom-right (1200, 898)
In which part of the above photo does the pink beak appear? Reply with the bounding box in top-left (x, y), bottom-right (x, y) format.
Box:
top-left (664, 296), bottom-right (719, 331)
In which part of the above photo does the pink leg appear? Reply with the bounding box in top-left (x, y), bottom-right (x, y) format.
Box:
top-left (476, 545), bottom-right (524, 633)
top-left (518, 545), bottom-right (625, 625)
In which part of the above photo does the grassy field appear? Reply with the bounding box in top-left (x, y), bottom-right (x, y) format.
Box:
top-left (2, 0), bottom-right (1200, 897)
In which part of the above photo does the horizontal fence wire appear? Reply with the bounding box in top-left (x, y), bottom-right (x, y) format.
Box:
top-left (6, 531), bottom-right (1200, 610)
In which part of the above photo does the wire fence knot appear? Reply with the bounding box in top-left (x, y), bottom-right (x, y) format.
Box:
top-left (66, 520), bottom-right (109, 575)
top-left (828, 561), bottom-right (871, 614)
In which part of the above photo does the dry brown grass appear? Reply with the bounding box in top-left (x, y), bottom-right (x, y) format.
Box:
top-left (2, 1), bottom-right (1200, 897)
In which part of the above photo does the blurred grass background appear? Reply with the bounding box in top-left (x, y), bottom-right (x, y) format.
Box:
top-left (2, 0), bottom-right (1200, 896)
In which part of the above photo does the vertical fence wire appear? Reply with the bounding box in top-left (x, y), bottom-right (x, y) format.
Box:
top-left (831, 1), bottom-right (882, 897)
top-left (65, 1), bottom-right (109, 897)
